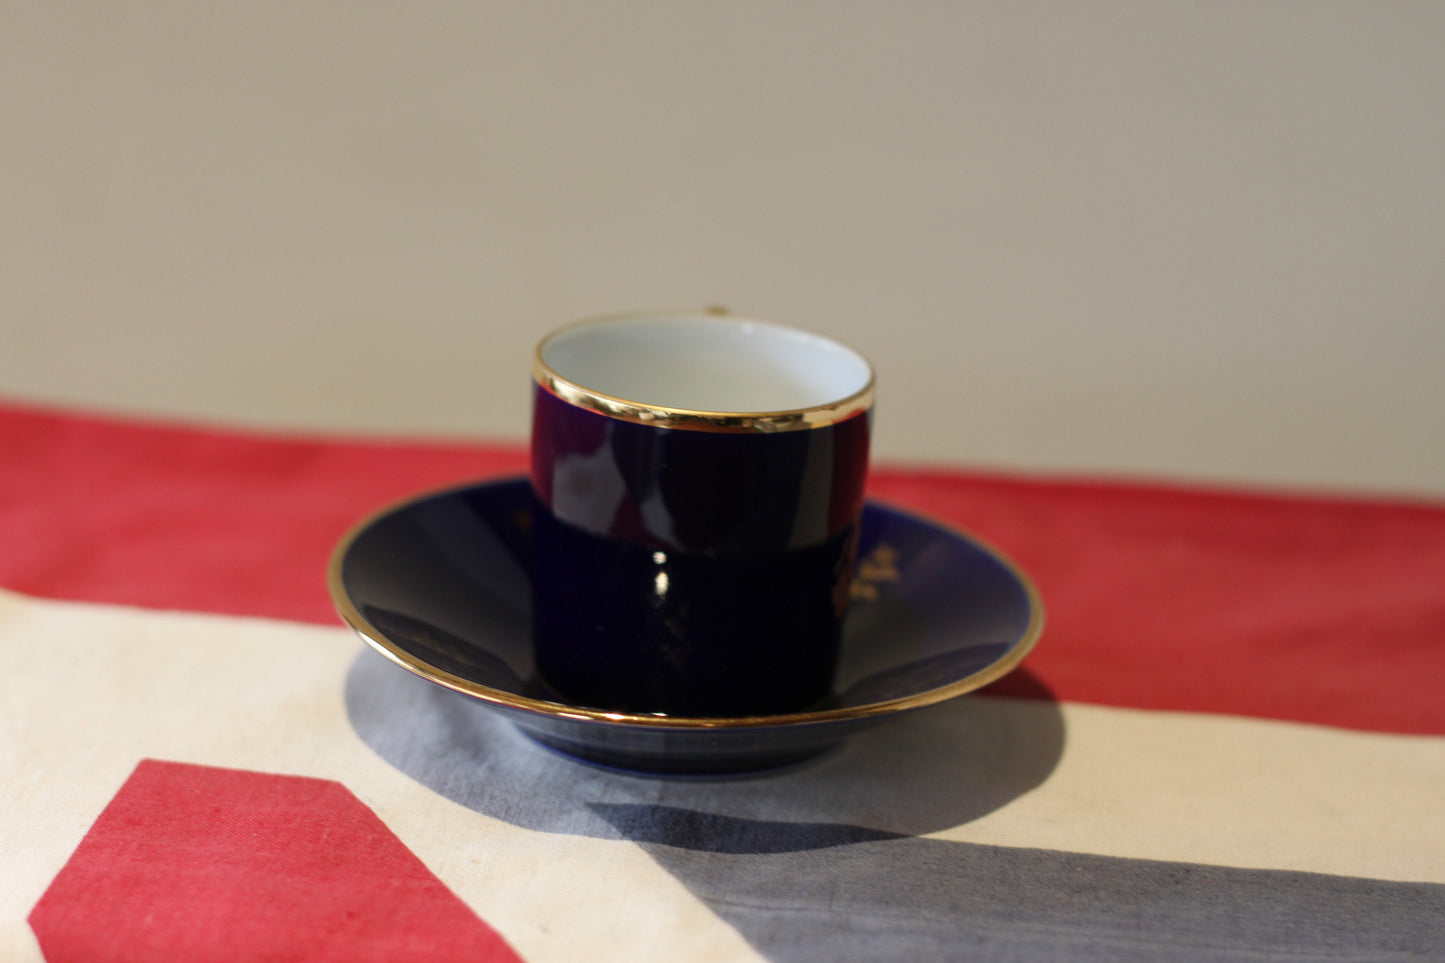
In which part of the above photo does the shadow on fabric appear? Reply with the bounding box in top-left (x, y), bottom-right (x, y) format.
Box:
top-left (345, 648), bottom-right (1445, 961)
top-left (345, 645), bottom-right (1066, 846)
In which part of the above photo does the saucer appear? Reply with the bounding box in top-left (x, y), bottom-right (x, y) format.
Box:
top-left (328, 477), bottom-right (1043, 775)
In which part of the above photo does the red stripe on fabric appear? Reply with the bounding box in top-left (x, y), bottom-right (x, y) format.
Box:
top-left (3, 400), bottom-right (1443, 734)
top-left (871, 470), bottom-right (1445, 735)
top-left (0, 400), bottom-right (526, 623)
top-left (28, 759), bottom-right (523, 963)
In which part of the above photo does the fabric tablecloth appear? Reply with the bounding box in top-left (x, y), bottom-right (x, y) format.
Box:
top-left (3, 399), bottom-right (1442, 961)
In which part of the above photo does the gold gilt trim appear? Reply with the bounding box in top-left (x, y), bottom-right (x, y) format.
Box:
top-left (327, 479), bottom-right (1045, 731)
top-left (532, 311), bottom-right (876, 433)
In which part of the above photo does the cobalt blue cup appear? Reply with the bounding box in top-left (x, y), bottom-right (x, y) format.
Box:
top-left (530, 312), bottom-right (875, 717)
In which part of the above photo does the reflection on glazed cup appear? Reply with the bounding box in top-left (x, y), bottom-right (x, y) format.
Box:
top-left (529, 311), bottom-right (875, 717)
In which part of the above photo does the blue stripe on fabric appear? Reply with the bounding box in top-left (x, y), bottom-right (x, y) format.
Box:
top-left (594, 804), bottom-right (1444, 962)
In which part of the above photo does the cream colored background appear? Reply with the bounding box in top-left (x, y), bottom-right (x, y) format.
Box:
top-left (3, 3), bottom-right (1442, 495)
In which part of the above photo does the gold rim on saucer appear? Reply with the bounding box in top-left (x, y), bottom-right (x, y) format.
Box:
top-left (327, 479), bottom-right (1044, 731)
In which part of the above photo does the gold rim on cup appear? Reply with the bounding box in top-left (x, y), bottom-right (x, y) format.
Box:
top-left (532, 311), bottom-right (876, 433)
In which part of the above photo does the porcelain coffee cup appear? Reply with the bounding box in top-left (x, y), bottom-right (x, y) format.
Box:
top-left (529, 311), bottom-right (874, 717)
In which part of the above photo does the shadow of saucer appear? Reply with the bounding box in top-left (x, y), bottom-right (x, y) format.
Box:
top-left (345, 644), bottom-right (1066, 848)
top-left (345, 650), bottom-right (1445, 963)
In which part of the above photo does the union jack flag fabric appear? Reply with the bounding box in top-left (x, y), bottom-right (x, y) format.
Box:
top-left (3, 399), bottom-right (1442, 961)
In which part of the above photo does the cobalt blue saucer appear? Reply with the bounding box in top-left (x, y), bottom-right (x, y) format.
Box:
top-left (328, 476), bottom-right (1043, 775)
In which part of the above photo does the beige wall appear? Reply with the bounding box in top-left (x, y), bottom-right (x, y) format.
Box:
top-left (3, 3), bottom-right (1442, 495)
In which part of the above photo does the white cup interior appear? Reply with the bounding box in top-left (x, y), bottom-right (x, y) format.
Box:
top-left (540, 314), bottom-right (873, 413)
